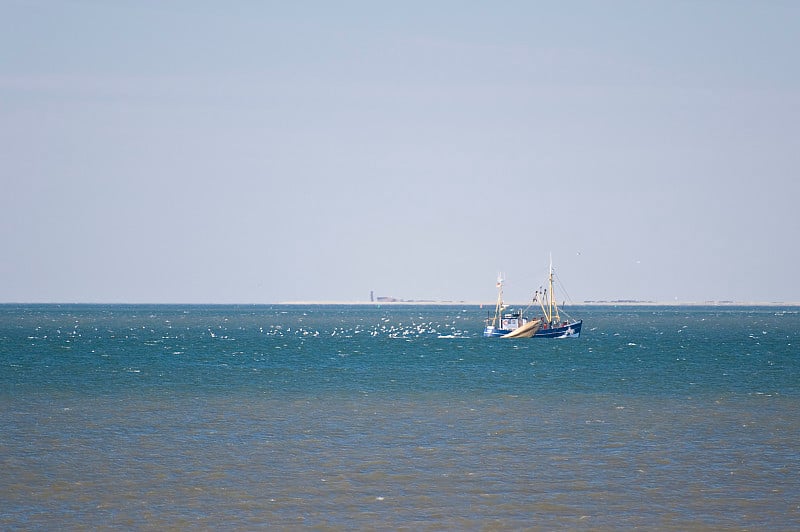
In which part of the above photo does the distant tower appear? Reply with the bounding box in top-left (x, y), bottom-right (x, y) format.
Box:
top-left (370, 290), bottom-right (374, 302)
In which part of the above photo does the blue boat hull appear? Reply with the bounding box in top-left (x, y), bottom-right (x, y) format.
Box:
top-left (483, 328), bottom-right (508, 338)
top-left (484, 320), bottom-right (582, 338)
top-left (533, 320), bottom-right (582, 338)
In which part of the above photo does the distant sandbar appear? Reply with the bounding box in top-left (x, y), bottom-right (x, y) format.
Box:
top-left (279, 300), bottom-right (799, 307)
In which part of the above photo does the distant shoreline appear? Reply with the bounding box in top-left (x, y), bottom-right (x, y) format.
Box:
top-left (279, 300), bottom-right (800, 307)
top-left (2, 301), bottom-right (797, 307)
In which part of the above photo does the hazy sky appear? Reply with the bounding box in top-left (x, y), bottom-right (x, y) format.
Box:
top-left (2, 1), bottom-right (798, 303)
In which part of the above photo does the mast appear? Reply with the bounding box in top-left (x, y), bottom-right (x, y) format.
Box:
top-left (547, 253), bottom-right (560, 325)
top-left (491, 273), bottom-right (504, 327)
top-left (548, 254), bottom-right (553, 323)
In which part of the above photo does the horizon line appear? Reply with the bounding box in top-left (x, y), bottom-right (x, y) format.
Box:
top-left (1, 300), bottom-right (798, 307)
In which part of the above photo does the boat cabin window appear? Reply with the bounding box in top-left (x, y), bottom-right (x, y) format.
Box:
top-left (501, 318), bottom-right (519, 330)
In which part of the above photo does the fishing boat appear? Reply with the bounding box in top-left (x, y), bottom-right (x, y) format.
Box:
top-left (530, 256), bottom-right (583, 337)
top-left (483, 257), bottom-right (582, 338)
top-left (482, 274), bottom-right (541, 338)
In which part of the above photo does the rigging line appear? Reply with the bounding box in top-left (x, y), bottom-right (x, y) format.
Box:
top-left (522, 290), bottom-right (538, 315)
top-left (554, 271), bottom-right (575, 305)
top-left (553, 272), bottom-right (576, 321)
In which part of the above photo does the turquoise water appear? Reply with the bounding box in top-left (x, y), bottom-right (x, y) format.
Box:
top-left (1, 304), bottom-right (799, 528)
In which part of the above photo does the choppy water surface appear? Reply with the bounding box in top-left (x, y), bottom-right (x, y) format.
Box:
top-left (1, 304), bottom-right (799, 529)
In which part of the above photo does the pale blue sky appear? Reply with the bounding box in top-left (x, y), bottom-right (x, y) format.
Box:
top-left (1, 1), bottom-right (798, 303)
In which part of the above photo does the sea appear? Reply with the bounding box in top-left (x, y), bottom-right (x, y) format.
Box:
top-left (1, 304), bottom-right (798, 530)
